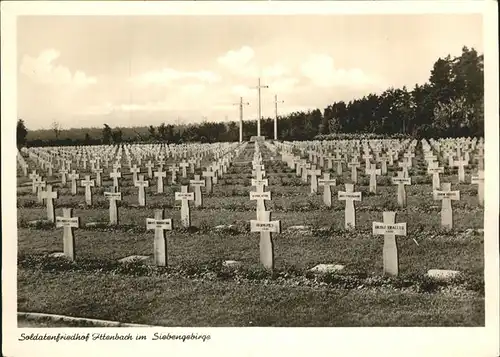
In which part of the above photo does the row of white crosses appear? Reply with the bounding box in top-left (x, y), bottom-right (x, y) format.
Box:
top-left (51, 144), bottom-right (247, 266)
top-left (249, 141), bottom-right (280, 271)
top-left (52, 202), bottom-right (408, 276)
top-left (423, 139), bottom-right (484, 206)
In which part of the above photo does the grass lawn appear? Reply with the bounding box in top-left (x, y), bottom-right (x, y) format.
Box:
top-left (16, 141), bottom-right (485, 327)
top-left (18, 268), bottom-right (484, 327)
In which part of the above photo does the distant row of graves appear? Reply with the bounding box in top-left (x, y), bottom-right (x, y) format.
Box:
top-left (17, 137), bottom-right (484, 278)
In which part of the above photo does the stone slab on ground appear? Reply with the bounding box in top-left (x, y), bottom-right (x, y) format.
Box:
top-left (223, 260), bottom-right (242, 268)
top-left (27, 219), bottom-right (51, 226)
top-left (288, 225), bottom-right (312, 231)
top-left (49, 252), bottom-right (69, 259)
top-left (215, 225), bottom-right (236, 230)
top-left (118, 255), bottom-right (152, 264)
top-left (309, 264), bottom-right (345, 273)
top-left (427, 269), bottom-right (461, 280)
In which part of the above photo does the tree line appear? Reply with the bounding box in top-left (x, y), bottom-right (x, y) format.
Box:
top-left (17, 46), bottom-right (483, 148)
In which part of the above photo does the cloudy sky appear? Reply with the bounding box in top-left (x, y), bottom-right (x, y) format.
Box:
top-left (17, 14), bottom-right (483, 130)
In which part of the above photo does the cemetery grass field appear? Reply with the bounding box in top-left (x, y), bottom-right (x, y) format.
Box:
top-left (16, 141), bottom-right (485, 326)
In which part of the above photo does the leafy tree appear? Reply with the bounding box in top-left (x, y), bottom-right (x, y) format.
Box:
top-left (148, 125), bottom-right (157, 140)
top-left (17, 119), bottom-right (28, 148)
top-left (84, 133), bottom-right (91, 145)
top-left (111, 129), bottom-right (123, 144)
top-left (102, 124), bottom-right (112, 144)
top-left (51, 121), bottom-right (61, 140)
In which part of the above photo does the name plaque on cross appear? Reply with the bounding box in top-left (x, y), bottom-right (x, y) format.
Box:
top-left (250, 220), bottom-right (281, 233)
top-left (338, 192), bottom-right (362, 200)
top-left (175, 192), bottom-right (195, 200)
top-left (250, 192), bottom-right (271, 200)
top-left (146, 218), bottom-right (172, 230)
top-left (433, 192), bottom-right (460, 199)
top-left (251, 179), bottom-right (268, 187)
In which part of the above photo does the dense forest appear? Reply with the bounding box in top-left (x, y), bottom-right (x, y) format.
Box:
top-left (17, 46), bottom-right (484, 148)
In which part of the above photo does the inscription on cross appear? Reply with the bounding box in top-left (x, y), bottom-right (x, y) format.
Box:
top-left (366, 164), bottom-right (381, 194)
top-left (59, 167), bottom-right (68, 186)
top-left (154, 167), bottom-right (167, 194)
top-left (433, 183), bottom-right (460, 230)
top-left (347, 159), bottom-right (360, 184)
top-left (372, 211), bottom-right (407, 276)
top-left (40, 184), bottom-right (58, 222)
top-left (189, 174), bottom-right (205, 207)
top-left (250, 211), bottom-right (280, 271)
top-left (318, 173), bottom-right (336, 207)
top-left (55, 208), bottom-right (80, 261)
top-left (130, 165), bottom-right (140, 185)
top-left (81, 175), bottom-right (95, 206)
top-left (104, 189), bottom-right (122, 225)
top-left (202, 168), bottom-right (215, 194)
top-left (146, 161), bottom-right (155, 179)
top-left (427, 162), bottom-right (444, 190)
top-left (470, 170), bottom-right (484, 206)
top-left (146, 209), bottom-right (173, 267)
top-left (34, 177), bottom-right (47, 203)
top-left (179, 161), bottom-right (189, 178)
top-left (392, 171), bottom-right (411, 207)
top-left (453, 158), bottom-right (468, 183)
top-left (68, 170), bottom-right (80, 195)
top-left (307, 166), bottom-right (322, 194)
top-left (93, 167), bottom-right (103, 187)
top-left (175, 185), bottom-right (194, 228)
top-left (338, 183), bottom-right (362, 230)
top-left (134, 174), bottom-right (149, 206)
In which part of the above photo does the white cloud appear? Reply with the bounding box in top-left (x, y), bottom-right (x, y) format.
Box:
top-left (217, 46), bottom-right (290, 79)
top-left (262, 63), bottom-right (288, 78)
top-left (20, 49), bottom-right (97, 87)
top-left (230, 85), bottom-right (254, 98)
top-left (130, 68), bottom-right (220, 86)
top-left (268, 77), bottom-right (299, 93)
top-left (217, 46), bottom-right (255, 70)
top-left (180, 83), bottom-right (206, 95)
top-left (300, 54), bottom-right (382, 88)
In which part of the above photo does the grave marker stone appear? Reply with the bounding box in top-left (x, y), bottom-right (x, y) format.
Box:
top-left (202, 169), bottom-right (214, 194)
top-left (40, 184), bottom-right (57, 222)
top-left (81, 175), bottom-right (95, 206)
top-left (55, 208), bottom-right (79, 261)
top-left (68, 170), bottom-right (80, 195)
top-left (250, 210), bottom-right (280, 270)
top-left (175, 185), bottom-right (194, 227)
top-left (366, 164), bottom-right (381, 194)
top-left (372, 211), bottom-right (407, 276)
top-left (318, 173), bottom-right (336, 207)
top-left (471, 170), bottom-right (484, 206)
top-left (110, 169), bottom-right (122, 189)
top-left (135, 174), bottom-right (149, 206)
top-left (104, 190), bottom-right (122, 225)
top-left (392, 171), bottom-right (411, 207)
top-left (338, 183), bottom-right (362, 229)
top-left (347, 159), bottom-right (360, 184)
top-left (307, 167), bottom-right (322, 194)
top-left (433, 183), bottom-right (460, 230)
top-left (154, 168), bottom-right (166, 194)
top-left (189, 174), bottom-right (205, 207)
top-left (146, 209), bottom-right (172, 267)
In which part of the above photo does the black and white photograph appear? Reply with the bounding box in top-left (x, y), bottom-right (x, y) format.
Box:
top-left (2, 1), bottom-right (499, 357)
